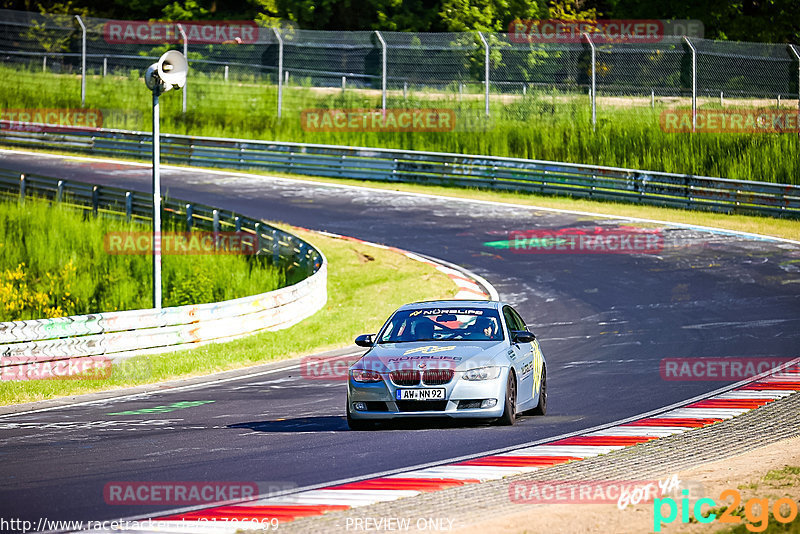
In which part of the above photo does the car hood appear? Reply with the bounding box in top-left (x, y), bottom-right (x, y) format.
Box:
top-left (354, 342), bottom-right (507, 372)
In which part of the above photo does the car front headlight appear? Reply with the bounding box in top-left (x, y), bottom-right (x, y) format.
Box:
top-left (350, 369), bottom-right (383, 383)
top-left (461, 366), bottom-right (502, 381)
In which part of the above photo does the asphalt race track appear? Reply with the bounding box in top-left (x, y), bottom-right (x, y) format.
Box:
top-left (1, 151), bottom-right (799, 525)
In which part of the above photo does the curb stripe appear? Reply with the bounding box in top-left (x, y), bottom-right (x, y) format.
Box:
top-left (584, 426), bottom-right (690, 437)
top-left (548, 436), bottom-right (658, 447)
top-left (622, 417), bottom-right (723, 427)
top-left (160, 504), bottom-right (351, 522)
top-left (454, 456), bottom-right (581, 467)
top-left (327, 478), bottom-right (468, 492)
top-left (686, 399), bottom-right (775, 409)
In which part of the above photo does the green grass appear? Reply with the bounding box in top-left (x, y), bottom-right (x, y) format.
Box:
top-left (0, 195), bottom-right (284, 320)
top-left (1, 65), bottom-right (798, 184)
top-left (0, 227), bottom-right (457, 405)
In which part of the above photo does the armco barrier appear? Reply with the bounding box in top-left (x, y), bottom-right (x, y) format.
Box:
top-left (0, 169), bottom-right (326, 377)
top-left (0, 125), bottom-right (799, 218)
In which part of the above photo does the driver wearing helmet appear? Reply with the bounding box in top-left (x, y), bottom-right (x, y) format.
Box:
top-left (474, 317), bottom-right (497, 340)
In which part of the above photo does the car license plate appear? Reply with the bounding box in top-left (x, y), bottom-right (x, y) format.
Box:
top-left (396, 388), bottom-right (445, 401)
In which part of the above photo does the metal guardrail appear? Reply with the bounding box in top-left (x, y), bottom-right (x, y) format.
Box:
top-left (1, 125), bottom-right (798, 218)
top-left (0, 167), bottom-right (327, 379)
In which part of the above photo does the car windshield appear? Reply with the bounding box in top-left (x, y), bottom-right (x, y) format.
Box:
top-left (378, 307), bottom-right (503, 343)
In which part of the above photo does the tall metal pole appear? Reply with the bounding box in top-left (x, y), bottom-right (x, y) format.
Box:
top-left (152, 87), bottom-right (162, 309)
top-left (374, 31), bottom-right (387, 112)
top-left (75, 15), bottom-right (86, 107)
top-left (478, 32), bottom-right (490, 117)
top-left (683, 36), bottom-right (697, 133)
top-left (789, 45), bottom-right (800, 118)
top-left (272, 28), bottom-right (283, 119)
top-left (177, 24), bottom-right (188, 113)
top-left (583, 33), bottom-right (596, 130)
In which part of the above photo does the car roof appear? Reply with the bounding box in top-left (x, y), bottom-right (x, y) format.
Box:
top-left (396, 300), bottom-right (505, 311)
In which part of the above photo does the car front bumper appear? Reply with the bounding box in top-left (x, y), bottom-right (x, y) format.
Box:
top-left (347, 368), bottom-right (508, 420)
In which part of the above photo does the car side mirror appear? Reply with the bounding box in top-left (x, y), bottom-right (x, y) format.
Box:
top-left (355, 334), bottom-right (375, 347)
top-left (512, 330), bottom-right (535, 344)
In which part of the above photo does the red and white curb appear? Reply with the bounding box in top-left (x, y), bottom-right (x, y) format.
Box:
top-left (89, 364), bottom-right (800, 533)
top-left (314, 230), bottom-right (498, 301)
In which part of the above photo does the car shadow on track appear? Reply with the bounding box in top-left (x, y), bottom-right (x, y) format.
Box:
top-left (229, 416), bottom-right (500, 433)
top-left (229, 416), bottom-right (348, 432)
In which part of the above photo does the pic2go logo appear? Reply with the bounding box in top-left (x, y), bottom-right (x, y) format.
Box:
top-left (654, 489), bottom-right (799, 532)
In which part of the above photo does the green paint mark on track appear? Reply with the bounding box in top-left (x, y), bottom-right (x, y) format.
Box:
top-left (108, 400), bottom-right (215, 415)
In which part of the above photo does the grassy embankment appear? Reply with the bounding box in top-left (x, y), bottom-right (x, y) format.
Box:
top-left (0, 196), bottom-right (284, 321)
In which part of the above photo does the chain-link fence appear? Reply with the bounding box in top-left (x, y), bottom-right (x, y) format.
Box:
top-left (1, 8), bottom-right (799, 124)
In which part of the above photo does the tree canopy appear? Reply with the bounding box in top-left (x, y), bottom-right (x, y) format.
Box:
top-left (1, 0), bottom-right (797, 42)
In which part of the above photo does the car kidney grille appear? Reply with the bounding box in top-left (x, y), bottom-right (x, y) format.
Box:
top-left (422, 369), bottom-right (454, 385)
top-left (390, 370), bottom-right (421, 386)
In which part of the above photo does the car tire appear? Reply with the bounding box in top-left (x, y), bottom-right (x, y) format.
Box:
top-left (346, 403), bottom-right (375, 431)
top-left (497, 371), bottom-right (517, 426)
top-left (530, 368), bottom-right (547, 416)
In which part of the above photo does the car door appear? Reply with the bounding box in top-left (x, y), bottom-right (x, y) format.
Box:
top-left (502, 306), bottom-right (531, 404)
top-left (505, 306), bottom-right (537, 407)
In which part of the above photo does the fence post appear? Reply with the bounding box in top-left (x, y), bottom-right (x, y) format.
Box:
top-left (92, 185), bottom-right (99, 216)
top-left (789, 45), bottom-right (800, 118)
top-left (176, 24), bottom-right (188, 114)
top-left (583, 33), bottom-right (596, 130)
top-left (254, 222), bottom-right (262, 254)
top-left (272, 28), bottom-right (283, 119)
top-left (683, 36), bottom-right (697, 133)
top-left (75, 15), bottom-right (86, 107)
top-left (103, 57), bottom-right (107, 77)
top-left (478, 32), bottom-right (490, 117)
top-left (272, 228), bottom-right (281, 265)
top-left (125, 191), bottom-right (132, 220)
top-left (374, 31), bottom-right (387, 112)
top-left (186, 203), bottom-right (193, 230)
top-left (56, 179), bottom-right (64, 202)
top-left (19, 174), bottom-right (25, 202)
